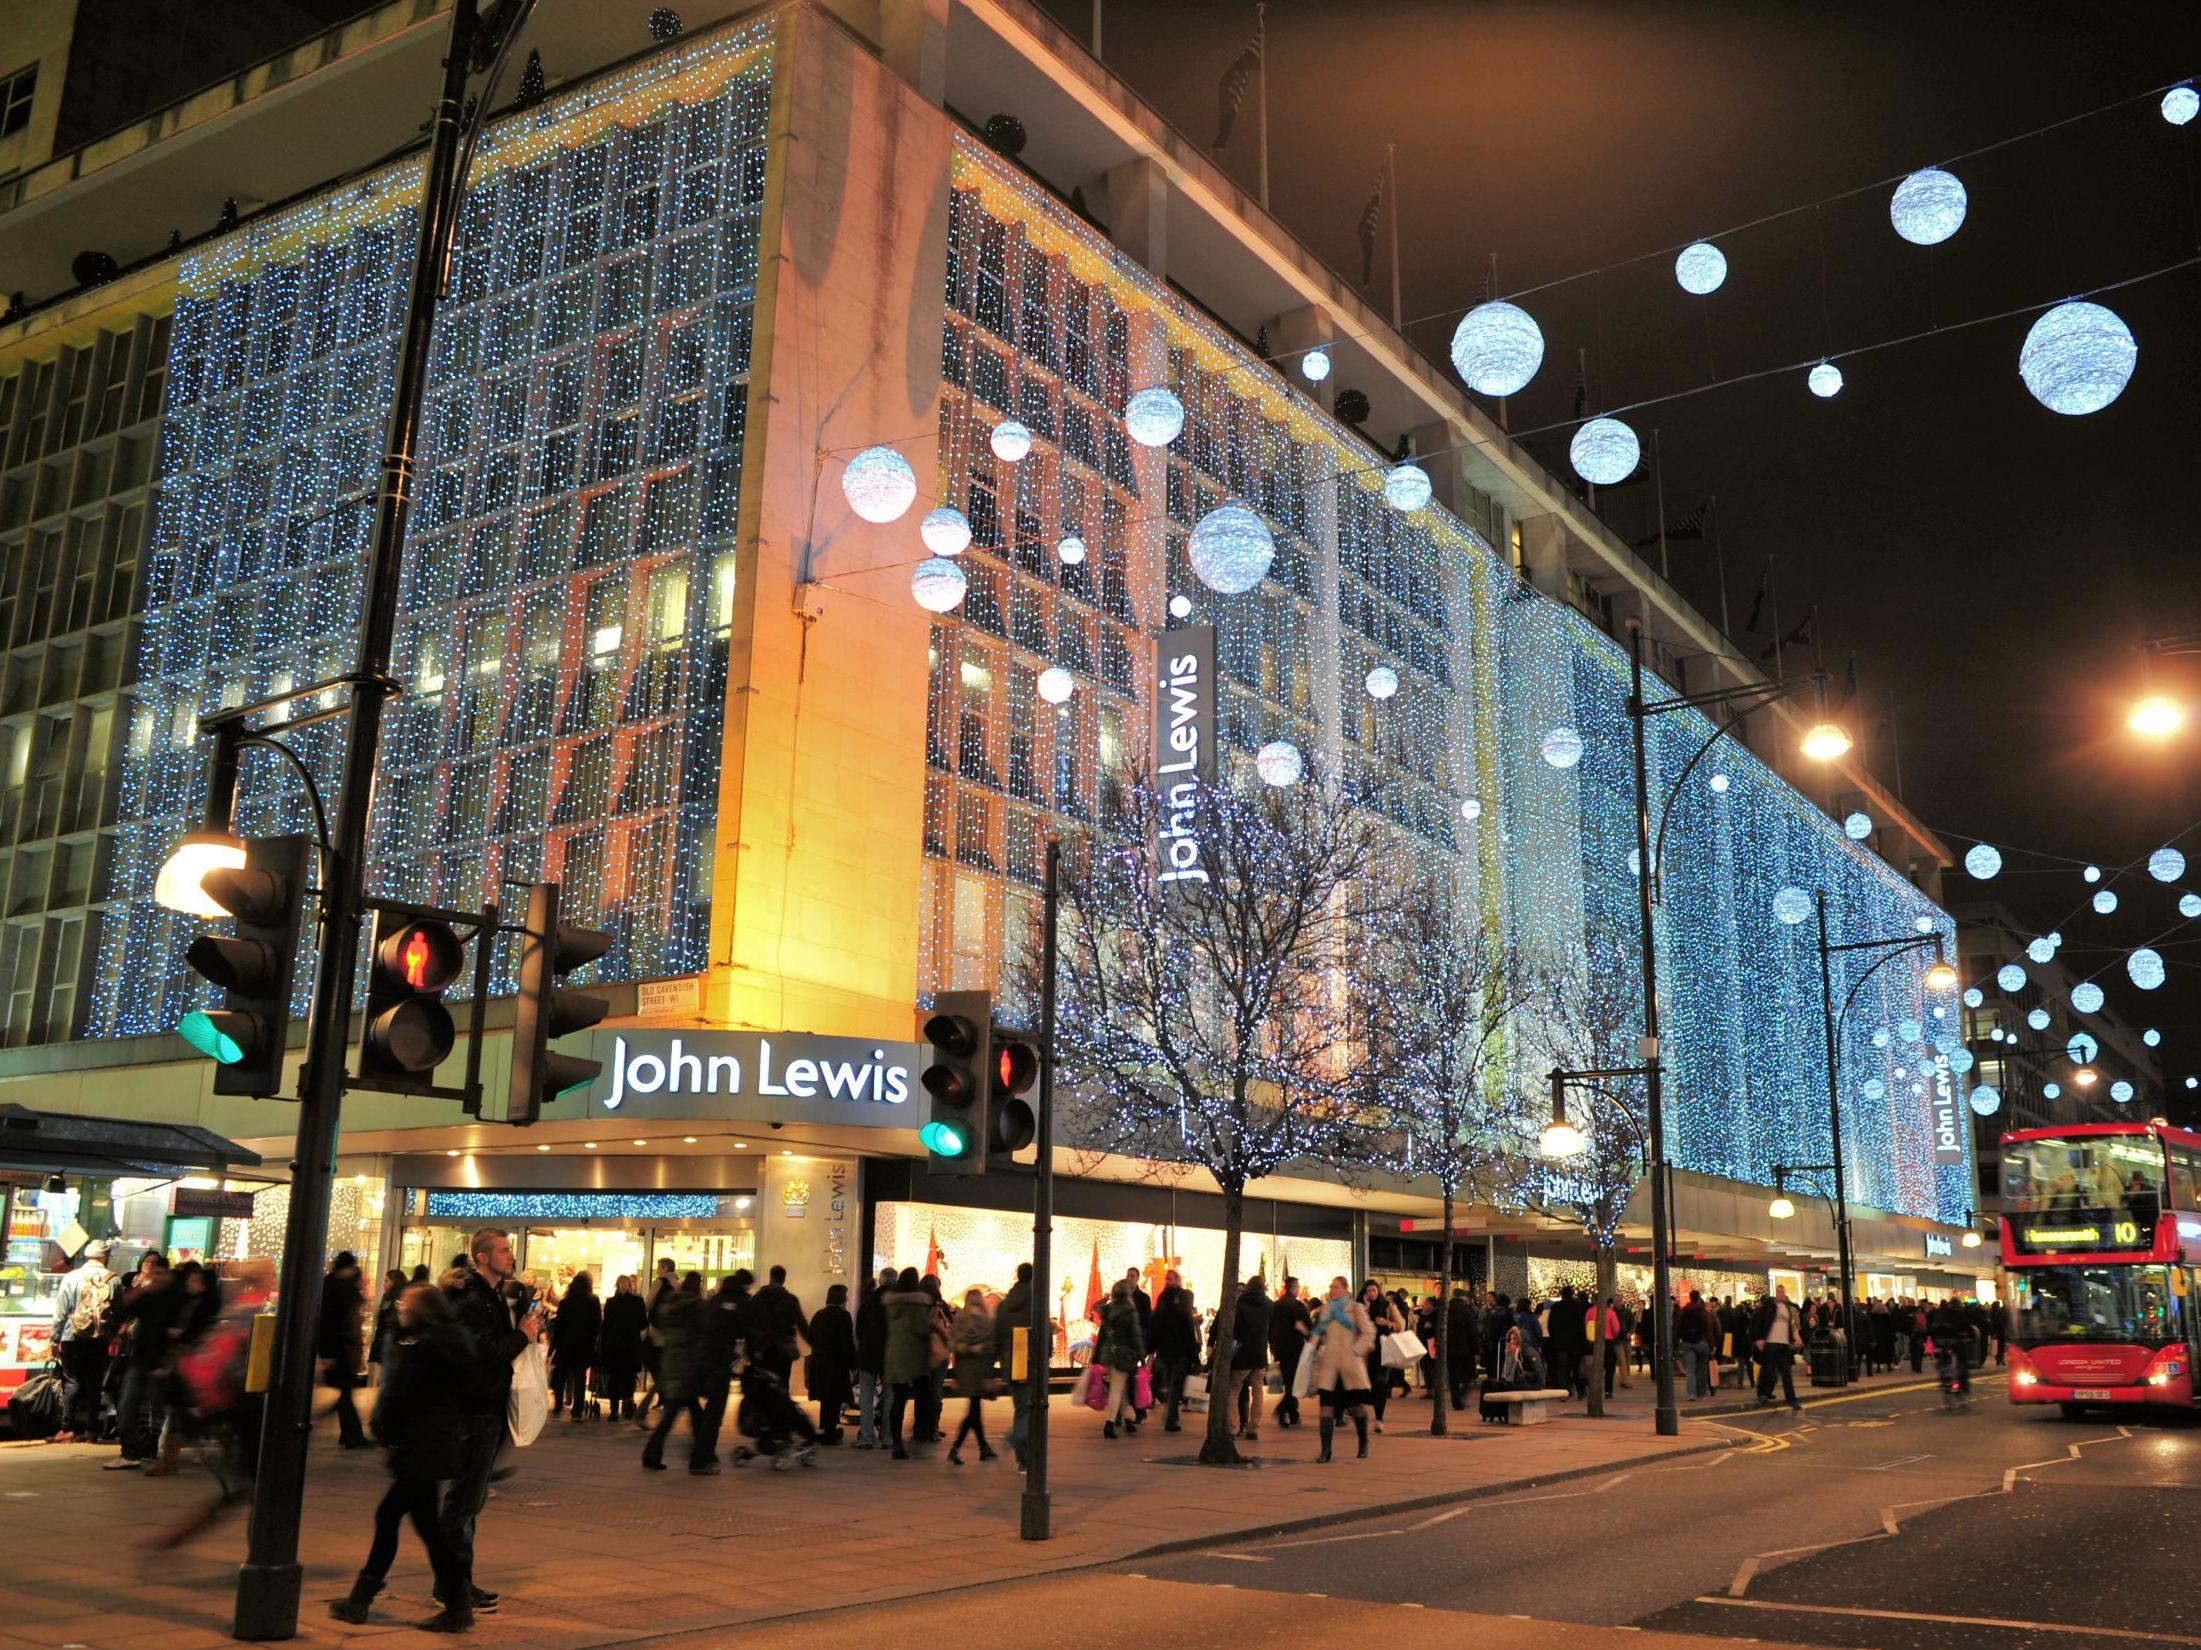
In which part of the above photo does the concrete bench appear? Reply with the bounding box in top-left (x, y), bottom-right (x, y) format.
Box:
top-left (1481, 1388), bottom-right (1570, 1425)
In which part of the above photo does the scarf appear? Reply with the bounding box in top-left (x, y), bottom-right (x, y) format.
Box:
top-left (1320, 1297), bottom-right (1355, 1333)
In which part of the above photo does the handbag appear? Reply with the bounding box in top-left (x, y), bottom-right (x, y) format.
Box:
top-left (6, 1364), bottom-right (64, 1440)
top-left (508, 1341), bottom-right (550, 1447)
top-left (1131, 1365), bottom-right (1153, 1409)
top-left (1291, 1346), bottom-right (1318, 1398)
top-left (1379, 1330), bottom-right (1425, 1369)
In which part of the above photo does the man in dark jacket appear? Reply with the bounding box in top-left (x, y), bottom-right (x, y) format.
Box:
top-left (686, 1275), bottom-right (744, 1472)
top-left (1266, 1277), bottom-right (1313, 1428)
top-left (1151, 1272), bottom-right (1201, 1433)
top-left (318, 1252), bottom-right (369, 1448)
top-left (749, 1265), bottom-right (807, 1382)
top-left (1444, 1289), bottom-right (1478, 1409)
top-left (1482, 1292), bottom-right (1509, 1376)
top-left (442, 1228), bottom-right (540, 1614)
top-left (1545, 1286), bottom-right (1585, 1398)
top-left (995, 1262), bottom-right (1036, 1465)
top-left (1750, 1285), bottom-right (1806, 1413)
top-left (853, 1267), bottom-right (892, 1448)
top-left (1224, 1276), bottom-right (1273, 1442)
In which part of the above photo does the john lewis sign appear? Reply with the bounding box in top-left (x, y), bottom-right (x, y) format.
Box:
top-left (1153, 624), bottom-right (1218, 893)
top-left (558, 1030), bottom-right (923, 1127)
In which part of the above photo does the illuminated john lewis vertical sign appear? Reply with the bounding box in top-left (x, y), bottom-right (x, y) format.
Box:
top-left (1154, 625), bottom-right (1218, 892)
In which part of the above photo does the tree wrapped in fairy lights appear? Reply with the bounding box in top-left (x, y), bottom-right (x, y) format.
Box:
top-left (1517, 934), bottom-right (1652, 1419)
top-left (1362, 884), bottom-right (1535, 1434)
top-left (1054, 761), bottom-right (1390, 1466)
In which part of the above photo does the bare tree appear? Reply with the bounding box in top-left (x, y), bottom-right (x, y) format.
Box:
top-left (1054, 763), bottom-right (1389, 1465)
top-left (1365, 880), bottom-right (1533, 1433)
top-left (1517, 941), bottom-right (1651, 1419)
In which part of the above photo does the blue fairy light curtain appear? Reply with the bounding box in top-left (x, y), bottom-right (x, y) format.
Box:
top-left (90, 20), bottom-right (780, 1037)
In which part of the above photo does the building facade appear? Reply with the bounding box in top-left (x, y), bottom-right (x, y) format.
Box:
top-left (0, 0), bottom-right (1993, 1390)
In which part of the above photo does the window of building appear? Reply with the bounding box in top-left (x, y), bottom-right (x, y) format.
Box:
top-left (0, 64), bottom-right (35, 139)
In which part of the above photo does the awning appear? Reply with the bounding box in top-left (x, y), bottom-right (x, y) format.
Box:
top-left (0, 1104), bottom-right (263, 1179)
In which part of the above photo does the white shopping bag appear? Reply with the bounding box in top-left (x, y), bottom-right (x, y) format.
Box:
top-left (508, 1341), bottom-right (550, 1447)
top-left (1379, 1330), bottom-right (1426, 1369)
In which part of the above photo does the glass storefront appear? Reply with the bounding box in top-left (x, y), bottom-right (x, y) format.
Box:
top-left (395, 1189), bottom-right (758, 1298)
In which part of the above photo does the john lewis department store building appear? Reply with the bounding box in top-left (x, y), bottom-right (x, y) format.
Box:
top-left (0, 0), bottom-right (1990, 1353)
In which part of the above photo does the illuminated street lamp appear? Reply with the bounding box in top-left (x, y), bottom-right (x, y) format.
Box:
top-left (2075, 1065), bottom-right (2099, 1088)
top-left (155, 828), bottom-right (248, 918)
top-left (2129, 694), bottom-right (2185, 740)
top-left (1924, 959), bottom-right (1959, 993)
top-left (1801, 720), bottom-right (1854, 762)
top-left (1539, 1071), bottom-right (1587, 1158)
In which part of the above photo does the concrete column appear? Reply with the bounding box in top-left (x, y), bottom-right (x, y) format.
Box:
top-left (879, 0), bottom-right (949, 106)
top-left (1098, 157), bottom-right (1167, 279)
top-left (1518, 513), bottom-right (1569, 603)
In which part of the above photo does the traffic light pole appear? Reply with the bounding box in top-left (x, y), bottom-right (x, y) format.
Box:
top-left (1021, 837), bottom-right (1060, 1542)
top-left (233, 3), bottom-right (487, 1635)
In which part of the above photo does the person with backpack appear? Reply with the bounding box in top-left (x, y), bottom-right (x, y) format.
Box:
top-left (49, 1240), bottom-right (117, 1444)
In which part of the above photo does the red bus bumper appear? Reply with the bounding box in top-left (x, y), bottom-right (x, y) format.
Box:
top-left (2010, 1373), bottom-right (2191, 1407)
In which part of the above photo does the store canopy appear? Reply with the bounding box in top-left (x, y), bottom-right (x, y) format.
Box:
top-left (0, 1104), bottom-right (262, 1179)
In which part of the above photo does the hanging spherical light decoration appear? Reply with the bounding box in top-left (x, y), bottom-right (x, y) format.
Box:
top-left (2027, 936), bottom-right (2056, 964)
top-left (1365, 665), bottom-right (1400, 700)
top-left (1674, 241), bottom-right (1728, 295)
top-left (1540, 727), bottom-right (1584, 769)
top-left (1889, 166), bottom-right (1967, 245)
top-left (1036, 666), bottom-right (1075, 705)
top-left (1870, 1029), bottom-right (1890, 1049)
top-left (1968, 1084), bottom-right (2002, 1118)
top-left (2019, 301), bottom-right (2138, 416)
top-left (1460, 797), bottom-right (1483, 821)
top-left (1995, 963), bottom-right (2026, 993)
top-left (1449, 300), bottom-right (1545, 397)
top-left (919, 505), bottom-right (971, 555)
top-left (1708, 772), bottom-right (1730, 793)
top-left (2093, 889), bottom-right (2119, 915)
top-left (1569, 416), bottom-right (1640, 486)
top-left (2083, 865), bottom-right (2102, 883)
top-left (1950, 1048), bottom-right (1976, 1074)
top-left (1124, 386), bottom-right (1186, 448)
top-left (2112, 1079), bottom-right (2137, 1104)
top-left (1961, 987), bottom-right (1983, 1008)
top-left (1057, 535), bottom-right (1087, 565)
top-left (2128, 947), bottom-right (2167, 990)
top-left (1772, 886), bottom-right (1812, 926)
top-left (1383, 462), bottom-right (1432, 512)
top-left (1168, 594), bottom-right (1193, 620)
top-left (2145, 1027), bottom-right (2163, 1048)
top-left (1843, 811), bottom-right (1873, 840)
top-left (910, 556), bottom-right (968, 613)
top-left (1807, 361), bottom-right (1844, 398)
top-left (840, 446), bottom-right (918, 523)
top-left (2027, 1006), bottom-right (2051, 1031)
top-left (1861, 1078), bottom-right (1887, 1101)
top-left (1897, 1018), bottom-right (1924, 1043)
top-left (2183, 893), bottom-right (2201, 919)
top-left (1256, 740), bottom-right (1304, 788)
top-left (2071, 982), bottom-right (2105, 1014)
top-left (989, 418), bottom-right (1033, 461)
top-left (2148, 847), bottom-right (2186, 882)
top-left (1187, 501), bottom-right (1275, 595)
top-left (1301, 347), bottom-right (1332, 383)
top-left (1963, 843), bottom-right (2003, 880)
top-left (2043, 1081), bottom-right (2062, 1100)
top-left (2166, 85), bottom-right (2201, 125)
top-left (1915, 916), bottom-right (1935, 933)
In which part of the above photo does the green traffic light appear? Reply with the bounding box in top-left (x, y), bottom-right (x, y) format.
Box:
top-left (179, 1010), bottom-right (245, 1066)
top-left (920, 1119), bottom-right (969, 1156)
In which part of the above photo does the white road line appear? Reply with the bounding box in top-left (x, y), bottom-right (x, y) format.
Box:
top-left (1202, 1552), bottom-right (1272, 1563)
top-left (1860, 1452), bottom-right (1932, 1471)
top-left (1693, 1594), bottom-right (2201, 1645)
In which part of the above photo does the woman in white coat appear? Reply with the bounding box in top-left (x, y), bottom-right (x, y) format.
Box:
top-left (1302, 1275), bottom-right (1375, 1462)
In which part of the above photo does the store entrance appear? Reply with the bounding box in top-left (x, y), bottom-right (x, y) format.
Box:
top-left (397, 1219), bottom-right (758, 1296)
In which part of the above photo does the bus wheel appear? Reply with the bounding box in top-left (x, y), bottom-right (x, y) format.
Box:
top-left (2058, 1402), bottom-right (2087, 1420)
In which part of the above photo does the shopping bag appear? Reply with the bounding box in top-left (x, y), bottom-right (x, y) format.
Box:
top-left (1179, 1372), bottom-right (1209, 1412)
top-left (1707, 1360), bottom-right (1723, 1390)
top-left (1291, 1349), bottom-right (1318, 1398)
top-left (508, 1341), bottom-right (550, 1447)
top-left (1131, 1365), bottom-right (1153, 1409)
top-left (6, 1364), bottom-right (64, 1440)
top-left (1379, 1330), bottom-right (1426, 1369)
top-left (1079, 1361), bottom-right (1109, 1411)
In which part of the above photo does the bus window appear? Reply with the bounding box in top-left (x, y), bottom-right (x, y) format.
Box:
top-left (2013, 1265), bottom-right (2182, 1345)
top-left (2003, 1135), bottom-right (2166, 1225)
top-left (2167, 1147), bottom-right (2201, 1214)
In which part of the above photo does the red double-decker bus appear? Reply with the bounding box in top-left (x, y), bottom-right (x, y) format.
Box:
top-left (2001, 1121), bottom-right (2201, 1415)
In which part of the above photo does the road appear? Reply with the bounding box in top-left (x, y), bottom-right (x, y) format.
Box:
top-left (686, 1374), bottom-right (2201, 1650)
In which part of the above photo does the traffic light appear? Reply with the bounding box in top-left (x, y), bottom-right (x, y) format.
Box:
top-left (919, 989), bottom-right (990, 1174)
top-left (987, 1027), bottom-right (1040, 1170)
top-left (177, 834), bottom-right (311, 1097)
top-left (358, 910), bottom-right (466, 1091)
top-left (507, 881), bottom-right (612, 1124)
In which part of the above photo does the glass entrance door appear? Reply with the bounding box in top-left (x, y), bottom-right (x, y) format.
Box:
top-left (646, 1225), bottom-right (756, 1281)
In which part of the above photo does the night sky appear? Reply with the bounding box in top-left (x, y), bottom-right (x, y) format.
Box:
top-left (1034, 0), bottom-right (2201, 1102)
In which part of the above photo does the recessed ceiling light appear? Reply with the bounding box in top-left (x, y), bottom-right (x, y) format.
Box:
top-left (733, 1142), bottom-right (745, 1149)
top-left (683, 1136), bottom-right (698, 1144)
top-left (536, 1145), bottom-right (549, 1152)
top-left (584, 1142), bottom-right (598, 1149)
top-left (781, 1149), bottom-right (792, 1156)
top-left (445, 1149), bottom-right (460, 1158)
top-left (632, 1139), bottom-right (646, 1147)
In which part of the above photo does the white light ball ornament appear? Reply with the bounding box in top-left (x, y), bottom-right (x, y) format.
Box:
top-left (1773, 887), bottom-right (1812, 926)
top-left (2184, 894), bottom-right (2201, 919)
top-left (2112, 1080), bottom-right (2136, 1104)
top-left (2019, 301), bottom-right (2137, 416)
top-left (1807, 361), bottom-right (1843, 398)
top-left (1365, 666), bottom-right (1399, 700)
top-left (2166, 85), bottom-right (2200, 126)
top-left (1301, 347), bottom-right (1332, 383)
top-left (989, 418), bottom-right (1032, 461)
top-left (2027, 936), bottom-right (2056, 964)
top-left (2128, 947), bottom-right (2166, 991)
top-left (1570, 417), bottom-right (1640, 486)
top-left (2093, 889), bottom-right (2118, 915)
top-left (2027, 1007), bottom-right (2051, 1031)
top-left (1843, 811), bottom-right (1873, 840)
top-left (1187, 502), bottom-right (1275, 595)
top-left (2069, 1032), bottom-right (2099, 1064)
top-left (910, 556), bottom-right (968, 613)
top-left (1036, 666), bottom-right (1074, 705)
top-left (1969, 1085), bottom-right (2002, 1118)
top-left (1460, 798), bottom-right (1483, 822)
top-left (1124, 387), bottom-right (1185, 448)
top-left (1450, 300), bottom-right (1545, 397)
top-left (2148, 847), bottom-right (2186, 882)
top-left (1996, 963), bottom-right (2026, 992)
top-left (1384, 463), bottom-right (1432, 513)
top-left (1057, 535), bottom-right (1087, 565)
top-left (2071, 982), bottom-right (2105, 1014)
top-left (841, 446), bottom-right (918, 523)
top-left (920, 506), bottom-right (971, 555)
top-left (2084, 865), bottom-right (2102, 883)
top-left (1674, 241), bottom-right (1727, 295)
top-left (1861, 1078), bottom-right (1886, 1102)
top-left (1890, 166), bottom-right (1967, 246)
top-left (1708, 773), bottom-right (1730, 793)
top-left (1540, 727), bottom-right (1584, 769)
top-left (1168, 594), bottom-right (1193, 620)
top-left (1256, 740), bottom-right (1303, 788)
top-left (2145, 1027), bottom-right (2163, 1048)
top-left (1963, 842), bottom-right (2002, 880)
top-left (1962, 988), bottom-right (1983, 1009)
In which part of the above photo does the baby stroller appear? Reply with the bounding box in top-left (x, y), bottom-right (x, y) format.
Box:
top-left (729, 1363), bottom-right (820, 1471)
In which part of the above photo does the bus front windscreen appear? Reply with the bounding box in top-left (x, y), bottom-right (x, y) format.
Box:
top-left (2011, 1265), bottom-right (2184, 1346)
top-left (2002, 1134), bottom-right (2166, 1251)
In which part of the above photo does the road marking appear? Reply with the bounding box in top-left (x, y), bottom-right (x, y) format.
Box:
top-left (2001, 1428), bottom-right (2132, 1492)
top-left (1692, 1594), bottom-right (2201, 1645)
top-left (1202, 1552), bottom-right (1272, 1563)
top-left (1861, 1452), bottom-right (1933, 1471)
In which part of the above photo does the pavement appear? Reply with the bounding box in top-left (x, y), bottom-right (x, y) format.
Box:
top-left (0, 1379), bottom-right (1731, 1649)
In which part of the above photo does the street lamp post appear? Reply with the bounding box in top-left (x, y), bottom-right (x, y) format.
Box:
top-left (1812, 898), bottom-right (1953, 1381)
top-left (1021, 836), bottom-right (1060, 1542)
top-left (1624, 623), bottom-right (1847, 1437)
